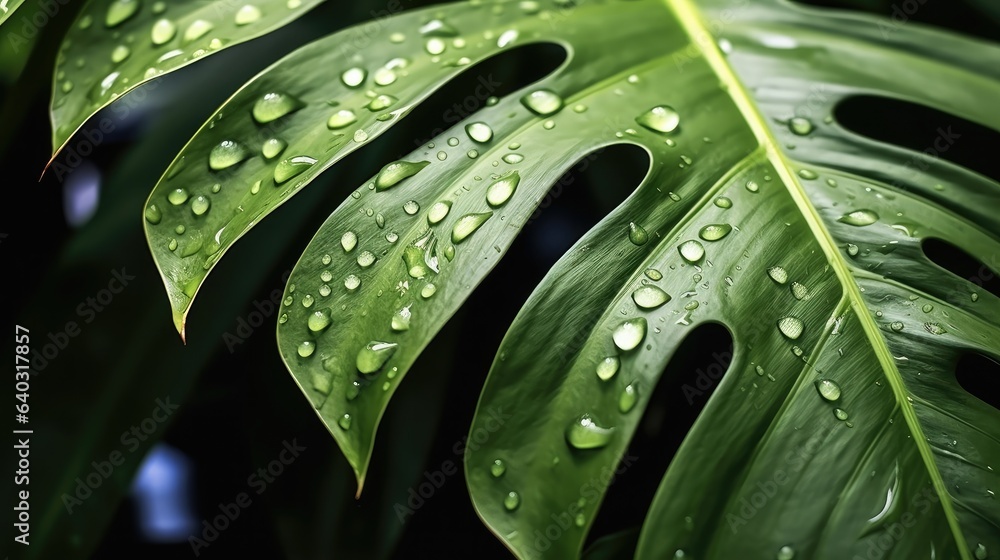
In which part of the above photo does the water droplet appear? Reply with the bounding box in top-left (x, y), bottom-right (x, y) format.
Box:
top-left (191, 195), bottom-right (210, 216)
top-left (847, 244), bottom-right (860, 257)
top-left (815, 379), bottom-right (841, 402)
top-left (521, 89), bottom-right (563, 116)
top-left (632, 286), bottom-right (671, 309)
top-left (745, 180), bottom-right (760, 193)
top-left (566, 413), bottom-right (614, 449)
top-left (106, 0), bottom-right (140, 27)
top-left (337, 413), bottom-right (352, 430)
top-left (714, 197), bottom-right (733, 209)
top-left (253, 92), bottom-right (303, 124)
top-left (424, 38), bottom-right (446, 55)
top-left (428, 201), bottom-right (452, 224)
top-left (235, 5), bottom-right (262, 25)
top-left (613, 318), bottom-right (647, 351)
top-left (209, 140), bottom-right (249, 170)
top-left (307, 310), bottom-right (331, 332)
top-left (487, 171), bottom-right (520, 207)
top-left (368, 94), bottom-right (398, 112)
top-left (839, 209), bottom-right (879, 227)
top-left (924, 322), bottom-right (946, 335)
top-left (297, 340), bottom-right (316, 358)
top-left (502, 153), bottom-right (524, 164)
top-left (375, 160), bottom-right (429, 191)
top-left (400, 200), bottom-right (420, 215)
top-left (767, 266), bottom-right (789, 285)
top-left (890, 321), bottom-right (904, 332)
top-left (699, 224), bottom-right (732, 242)
top-left (274, 155), bottom-right (317, 184)
top-left (327, 109), bottom-right (357, 130)
top-left (834, 408), bottom-right (849, 421)
top-left (777, 545), bottom-right (795, 560)
top-left (504, 491), bottom-right (520, 511)
top-left (619, 382), bottom-right (638, 413)
top-left (975, 543), bottom-right (988, 560)
top-left (421, 283), bottom-right (437, 299)
top-left (789, 117), bottom-right (814, 136)
top-left (341, 67), bottom-right (367, 88)
top-left (798, 169), bottom-right (818, 180)
top-left (466, 122), bottom-right (494, 143)
top-left (791, 282), bottom-right (809, 300)
top-left (491, 459), bottom-right (506, 478)
top-left (543, 120), bottom-right (556, 130)
top-left (357, 250), bottom-right (377, 268)
top-left (778, 317), bottom-right (804, 340)
top-left (301, 294), bottom-right (314, 308)
top-left (183, 19), bottom-right (213, 43)
top-left (452, 212), bottom-right (493, 243)
top-left (645, 269), bottom-right (663, 281)
top-left (341, 231), bottom-right (357, 252)
top-left (144, 204), bottom-right (162, 224)
top-left (678, 240), bottom-right (705, 263)
top-left (596, 356), bottom-right (619, 381)
top-left (628, 222), bottom-right (649, 245)
top-left (262, 138), bottom-right (286, 160)
top-left (151, 18), bottom-right (176, 45)
top-left (111, 44), bottom-right (131, 63)
top-left (344, 274), bottom-right (361, 291)
top-left (391, 305), bottom-right (412, 331)
top-left (356, 341), bottom-right (397, 374)
top-left (636, 105), bottom-right (680, 133)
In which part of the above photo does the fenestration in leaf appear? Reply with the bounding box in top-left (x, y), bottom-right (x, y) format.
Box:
top-left (142, 0), bottom-right (1000, 558)
top-left (50, 0), bottom-right (324, 156)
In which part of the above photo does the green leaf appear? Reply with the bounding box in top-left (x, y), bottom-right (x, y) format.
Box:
top-left (0, 0), bottom-right (25, 27)
top-left (49, 0), bottom-right (323, 155)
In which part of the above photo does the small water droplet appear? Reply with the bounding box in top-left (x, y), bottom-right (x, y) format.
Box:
top-left (391, 305), bottom-right (412, 331)
top-left (452, 212), bottom-right (493, 243)
top-left (791, 282), bottom-right (809, 300)
top-left (889, 321), bottom-right (904, 332)
top-left (297, 340), bottom-right (316, 357)
top-left (504, 491), bottom-right (520, 511)
top-left (191, 195), bottom-right (210, 216)
top-left (357, 250), bottom-right (377, 268)
top-left (487, 171), bottom-right (520, 207)
top-left (632, 286), bottom-right (671, 309)
top-left (833, 408), bottom-right (849, 421)
top-left (356, 341), bottom-right (397, 374)
top-left (613, 318), bottom-right (647, 351)
top-left (767, 266), bottom-right (789, 285)
top-left (491, 459), bottom-right (506, 478)
top-left (421, 283), bottom-right (437, 299)
top-left (699, 224), bottom-right (732, 242)
top-left (847, 244), bottom-right (860, 257)
top-left (301, 294), bottom-right (314, 308)
top-left (375, 160), bottom-right (430, 191)
top-left (327, 109), bottom-right (357, 130)
top-left (596, 356), bottom-right (619, 381)
top-left (745, 180), bottom-right (760, 193)
top-left (105, 0), bottom-right (140, 27)
top-left (428, 201), bottom-right (452, 224)
top-left (262, 138), bottom-right (287, 160)
top-left (778, 316), bottom-right (804, 339)
top-left (714, 197), bottom-right (732, 209)
top-left (209, 140), bottom-right (249, 170)
top-left (306, 310), bottom-right (331, 332)
top-left (344, 274), bottom-right (361, 291)
top-left (145, 204), bottom-right (162, 224)
top-left (466, 122), bottom-right (494, 143)
top-left (636, 105), bottom-right (680, 133)
top-left (619, 382), bottom-right (638, 413)
top-left (645, 269), bottom-right (663, 281)
top-left (798, 169), bottom-right (818, 180)
top-left (151, 18), bottom-right (176, 45)
top-left (839, 209), bottom-right (879, 227)
top-left (975, 543), bottom-right (988, 560)
top-left (341, 231), bottom-right (357, 252)
top-left (789, 117), bottom-right (814, 136)
top-left (521, 89), bottom-right (563, 116)
top-left (274, 155), bottom-right (317, 184)
top-left (183, 19), bottom-right (213, 43)
top-left (367, 94), bottom-right (398, 111)
top-left (678, 240), bottom-right (705, 263)
top-left (502, 153), bottom-right (524, 165)
top-left (341, 67), bottom-right (367, 88)
top-left (338, 413), bottom-right (352, 430)
top-left (566, 413), bottom-right (614, 449)
top-left (628, 222), bottom-right (649, 245)
top-left (815, 379), bottom-right (841, 402)
top-left (234, 5), bottom-right (262, 25)
top-left (924, 322), bottom-right (946, 335)
top-left (776, 545), bottom-right (795, 560)
top-left (253, 92), bottom-right (303, 124)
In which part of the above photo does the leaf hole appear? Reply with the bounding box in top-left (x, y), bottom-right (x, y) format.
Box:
top-left (954, 352), bottom-right (1000, 410)
top-left (922, 238), bottom-right (1000, 298)
top-left (787, 0), bottom-right (1000, 42)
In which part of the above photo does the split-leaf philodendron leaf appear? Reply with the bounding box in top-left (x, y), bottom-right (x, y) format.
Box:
top-left (130, 0), bottom-right (999, 557)
top-left (49, 0), bottom-right (324, 156)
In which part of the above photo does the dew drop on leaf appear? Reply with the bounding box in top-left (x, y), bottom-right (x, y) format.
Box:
top-left (632, 286), bottom-right (671, 309)
top-left (815, 379), bottom-right (841, 402)
top-left (635, 105), bottom-right (680, 133)
top-left (565, 413), bottom-right (614, 449)
top-left (521, 89), bottom-right (563, 116)
top-left (375, 160), bottom-right (430, 191)
top-left (619, 382), bottom-right (638, 413)
top-left (356, 341), bottom-right (397, 374)
top-left (491, 459), bottom-right (506, 478)
top-left (486, 172), bottom-right (520, 207)
top-left (678, 240), bottom-right (705, 263)
top-left (252, 92), bottom-right (303, 124)
top-left (504, 491), bottom-right (520, 511)
top-left (767, 266), bottom-right (789, 285)
top-left (466, 122), bottom-right (494, 143)
top-left (699, 224), bottom-right (732, 242)
top-left (838, 209), bottom-right (879, 227)
top-left (452, 212), bottom-right (493, 243)
top-left (596, 356), bottom-right (619, 381)
top-left (341, 231), bottom-right (357, 252)
top-left (613, 318), bottom-right (647, 351)
top-left (209, 140), bottom-right (249, 170)
top-left (777, 316), bottom-right (804, 339)
top-left (274, 155), bottom-right (317, 184)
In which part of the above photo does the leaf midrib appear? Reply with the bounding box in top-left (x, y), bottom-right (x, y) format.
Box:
top-left (661, 0), bottom-right (971, 556)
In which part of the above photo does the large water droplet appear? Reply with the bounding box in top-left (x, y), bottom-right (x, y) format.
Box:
top-left (678, 240), bottom-right (705, 263)
top-left (297, 340), bottom-right (316, 358)
top-left (596, 356), bottom-right (619, 381)
top-left (487, 171), bottom-right (520, 207)
top-left (815, 379), bottom-right (841, 402)
top-left (167, 188), bottom-right (189, 206)
top-left (327, 109), bottom-right (357, 130)
top-left (106, 0), bottom-right (140, 27)
top-left (628, 222), bottom-right (649, 245)
top-left (521, 89), bottom-right (563, 116)
top-left (778, 317), bottom-right (804, 340)
top-left (566, 413), bottom-right (614, 449)
top-left (274, 155), bottom-right (317, 184)
top-left (839, 209), bottom-right (879, 227)
top-left (344, 274), bottom-right (361, 291)
top-left (357, 250), bottom-right (377, 268)
top-left (428, 201), bottom-right (452, 224)
top-left (356, 341), bottom-right (397, 374)
top-left (209, 140), bottom-right (249, 170)
top-left (151, 18), bottom-right (176, 45)
top-left (452, 212), bottom-right (493, 243)
top-left (699, 224), bottom-right (732, 242)
top-left (636, 106), bottom-right (680, 133)
top-left (632, 286), bottom-right (671, 309)
top-left (341, 231), bottom-right (357, 252)
top-left (308, 310), bottom-right (331, 332)
top-left (341, 67), bottom-right (367, 88)
top-left (767, 266), bottom-right (789, 285)
top-left (613, 318), bottom-right (647, 351)
top-left (191, 195), bottom-right (210, 216)
top-left (375, 160), bottom-right (430, 191)
top-left (234, 5), bottom-right (262, 25)
top-left (791, 282), bottom-right (809, 300)
top-left (619, 382), bottom-right (638, 413)
top-left (466, 122), bottom-right (494, 143)
top-left (253, 92), bottom-right (303, 124)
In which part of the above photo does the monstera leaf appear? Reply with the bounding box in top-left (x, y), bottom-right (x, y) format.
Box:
top-left (133, 0), bottom-right (999, 557)
top-left (49, 0), bottom-right (324, 155)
